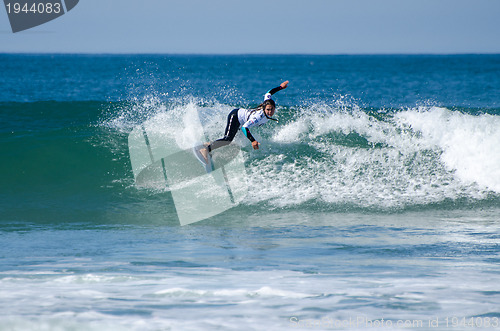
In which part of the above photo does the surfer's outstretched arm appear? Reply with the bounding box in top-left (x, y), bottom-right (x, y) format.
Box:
top-left (264, 80), bottom-right (289, 101)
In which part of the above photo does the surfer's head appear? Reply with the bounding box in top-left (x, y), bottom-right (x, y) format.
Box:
top-left (262, 99), bottom-right (275, 117)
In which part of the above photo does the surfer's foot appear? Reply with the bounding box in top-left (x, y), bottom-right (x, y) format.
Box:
top-left (199, 147), bottom-right (209, 163)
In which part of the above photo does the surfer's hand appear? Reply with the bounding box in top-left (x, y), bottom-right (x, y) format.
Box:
top-left (280, 80), bottom-right (289, 89)
top-left (252, 141), bottom-right (260, 150)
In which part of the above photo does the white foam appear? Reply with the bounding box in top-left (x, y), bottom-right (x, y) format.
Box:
top-left (273, 119), bottom-right (309, 143)
top-left (153, 286), bottom-right (312, 299)
top-left (395, 107), bottom-right (500, 193)
top-left (249, 105), bottom-right (499, 209)
top-left (1, 266), bottom-right (499, 331)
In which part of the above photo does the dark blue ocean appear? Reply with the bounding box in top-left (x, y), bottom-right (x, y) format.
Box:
top-left (1, 54), bottom-right (500, 330)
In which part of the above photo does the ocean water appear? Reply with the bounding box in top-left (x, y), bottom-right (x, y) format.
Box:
top-left (1, 54), bottom-right (500, 330)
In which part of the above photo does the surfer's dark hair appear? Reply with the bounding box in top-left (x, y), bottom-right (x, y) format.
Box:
top-left (257, 99), bottom-right (275, 110)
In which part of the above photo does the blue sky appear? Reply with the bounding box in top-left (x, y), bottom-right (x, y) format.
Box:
top-left (1, 0), bottom-right (499, 54)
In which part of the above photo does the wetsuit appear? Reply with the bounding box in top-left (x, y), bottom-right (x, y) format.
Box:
top-left (207, 85), bottom-right (284, 152)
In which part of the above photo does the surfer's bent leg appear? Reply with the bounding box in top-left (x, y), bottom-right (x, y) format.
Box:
top-left (207, 108), bottom-right (240, 152)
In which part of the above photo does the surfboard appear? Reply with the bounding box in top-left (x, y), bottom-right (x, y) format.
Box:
top-left (192, 143), bottom-right (213, 173)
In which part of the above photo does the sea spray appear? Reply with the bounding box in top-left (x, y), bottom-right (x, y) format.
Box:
top-left (107, 96), bottom-right (500, 211)
top-left (395, 107), bottom-right (500, 193)
top-left (246, 104), bottom-right (498, 209)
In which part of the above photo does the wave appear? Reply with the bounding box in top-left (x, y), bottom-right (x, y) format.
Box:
top-left (2, 99), bottom-right (500, 221)
top-left (102, 97), bottom-right (500, 211)
top-left (247, 104), bottom-right (500, 210)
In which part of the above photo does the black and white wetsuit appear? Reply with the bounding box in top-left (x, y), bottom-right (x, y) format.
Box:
top-left (207, 85), bottom-right (284, 152)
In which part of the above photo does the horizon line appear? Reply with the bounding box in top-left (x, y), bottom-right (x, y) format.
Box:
top-left (1, 51), bottom-right (500, 56)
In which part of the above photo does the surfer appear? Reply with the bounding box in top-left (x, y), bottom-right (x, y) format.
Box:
top-left (199, 80), bottom-right (289, 162)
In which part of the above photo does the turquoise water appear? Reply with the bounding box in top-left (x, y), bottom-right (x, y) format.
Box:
top-left (1, 54), bottom-right (499, 330)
